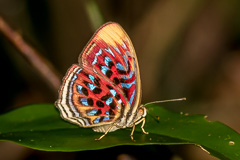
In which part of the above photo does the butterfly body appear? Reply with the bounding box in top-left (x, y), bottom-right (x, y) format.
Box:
top-left (55, 22), bottom-right (148, 140)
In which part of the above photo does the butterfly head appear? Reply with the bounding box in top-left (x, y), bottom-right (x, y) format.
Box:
top-left (138, 105), bottom-right (147, 117)
top-left (133, 105), bottom-right (147, 123)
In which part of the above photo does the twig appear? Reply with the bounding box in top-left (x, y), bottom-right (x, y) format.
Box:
top-left (0, 16), bottom-right (61, 91)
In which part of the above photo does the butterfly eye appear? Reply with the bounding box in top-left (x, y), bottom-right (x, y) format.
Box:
top-left (138, 106), bottom-right (147, 117)
top-left (138, 108), bottom-right (144, 116)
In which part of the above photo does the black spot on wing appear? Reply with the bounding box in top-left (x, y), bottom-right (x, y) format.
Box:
top-left (122, 87), bottom-right (128, 99)
top-left (106, 84), bottom-right (113, 89)
top-left (109, 109), bottom-right (115, 116)
top-left (101, 94), bottom-right (111, 101)
top-left (82, 87), bottom-right (89, 96)
top-left (94, 77), bottom-right (101, 87)
top-left (109, 102), bottom-right (116, 110)
top-left (82, 71), bottom-right (89, 77)
top-left (93, 87), bottom-right (102, 94)
top-left (106, 70), bottom-right (113, 78)
top-left (120, 78), bottom-right (126, 83)
top-left (108, 61), bottom-right (114, 69)
top-left (96, 109), bottom-right (102, 116)
top-left (96, 100), bottom-right (104, 108)
top-left (76, 85), bottom-right (89, 96)
top-left (113, 77), bottom-right (120, 85)
top-left (115, 93), bottom-right (120, 100)
top-left (99, 116), bottom-right (105, 122)
top-left (117, 69), bottom-right (127, 74)
top-left (87, 98), bottom-right (94, 106)
top-left (83, 80), bottom-right (88, 86)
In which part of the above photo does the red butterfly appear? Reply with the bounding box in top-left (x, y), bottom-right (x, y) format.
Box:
top-left (55, 22), bottom-right (185, 141)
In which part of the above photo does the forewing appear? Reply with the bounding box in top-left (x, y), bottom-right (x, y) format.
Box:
top-left (56, 65), bottom-right (128, 127)
top-left (79, 22), bottom-right (141, 108)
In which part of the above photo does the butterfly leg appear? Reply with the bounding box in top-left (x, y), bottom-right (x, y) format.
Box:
top-left (95, 123), bottom-right (116, 140)
top-left (130, 118), bottom-right (149, 141)
top-left (130, 124), bottom-right (136, 141)
top-left (140, 118), bottom-right (149, 135)
top-left (134, 117), bottom-right (149, 134)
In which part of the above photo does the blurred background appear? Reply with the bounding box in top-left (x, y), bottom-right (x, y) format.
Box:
top-left (1, 0), bottom-right (240, 159)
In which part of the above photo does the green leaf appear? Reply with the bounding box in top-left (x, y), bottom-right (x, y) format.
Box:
top-left (0, 104), bottom-right (239, 159)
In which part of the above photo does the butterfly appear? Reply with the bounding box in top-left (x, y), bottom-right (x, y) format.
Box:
top-left (55, 22), bottom-right (185, 141)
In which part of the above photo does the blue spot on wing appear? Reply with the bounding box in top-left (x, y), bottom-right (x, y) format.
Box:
top-left (76, 68), bottom-right (82, 74)
top-left (92, 49), bottom-right (102, 65)
top-left (117, 99), bottom-right (122, 109)
top-left (118, 99), bottom-right (122, 104)
top-left (72, 69), bottom-right (82, 81)
top-left (116, 63), bottom-right (125, 71)
top-left (114, 46), bottom-right (121, 54)
top-left (93, 117), bottom-right (101, 124)
top-left (106, 97), bottom-right (113, 105)
top-left (92, 57), bottom-right (97, 65)
top-left (121, 80), bottom-right (135, 89)
top-left (77, 85), bottom-right (83, 94)
top-left (104, 56), bottom-right (112, 66)
top-left (123, 55), bottom-right (129, 70)
top-left (96, 49), bottom-right (103, 56)
top-left (122, 42), bottom-right (127, 49)
top-left (87, 109), bottom-right (98, 116)
top-left (88, 83), bottom-right (96, 91)
top-left (101, 66), bottom-right (109, 75)
top-left (110, 89), bottom-right (117, 96)
top-left (129, 90), bottom-right (135, 105)
top-left (88, 74), bottom-right (95, 83)
top-left (122, 71), bottom-right (133, 79)
top-left (105, 47), bottom-right (115, 57)
top-left (81, 98), bottom-right (88, 106)
top-left (103, 116), bottom-right (110, 121)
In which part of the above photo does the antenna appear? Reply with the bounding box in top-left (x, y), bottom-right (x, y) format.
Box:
top-left (144, 97), bottom-right (186, 106)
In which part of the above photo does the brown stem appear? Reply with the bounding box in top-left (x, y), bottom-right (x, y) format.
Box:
top-left (0, 17), bottom-right (61, 91)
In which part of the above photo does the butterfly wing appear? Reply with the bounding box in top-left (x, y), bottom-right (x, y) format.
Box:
top-left (79, 22), bottom-right (141, 110)
top-left (56, 22), bottom-right (141, 128)
top-left (56, 64), bottom-right (128, 127)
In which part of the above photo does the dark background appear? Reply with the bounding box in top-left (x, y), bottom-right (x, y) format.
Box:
top-left (1, 0), bottom-right (240, 159)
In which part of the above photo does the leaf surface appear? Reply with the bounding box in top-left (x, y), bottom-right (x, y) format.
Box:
top-left (0, 104), bottom-right (239, 160)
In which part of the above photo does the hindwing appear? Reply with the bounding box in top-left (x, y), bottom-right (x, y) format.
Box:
top-left (56, 65), bottom-right (128, 127)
